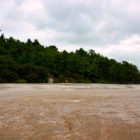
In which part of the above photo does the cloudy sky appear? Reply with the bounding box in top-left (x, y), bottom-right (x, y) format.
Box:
top-left (0, 0), bottom-right (140, 68)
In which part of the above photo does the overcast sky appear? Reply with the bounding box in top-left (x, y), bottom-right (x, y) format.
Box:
top-left (0, 0), bottom-right (140, 68)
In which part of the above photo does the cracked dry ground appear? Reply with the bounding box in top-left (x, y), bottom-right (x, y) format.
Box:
top-left (0, 84), bottom-right (140, 140)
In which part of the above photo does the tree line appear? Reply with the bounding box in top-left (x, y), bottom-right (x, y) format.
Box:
top-left (0, 34), bottom-right (140, 83)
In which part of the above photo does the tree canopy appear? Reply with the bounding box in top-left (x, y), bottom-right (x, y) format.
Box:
top-left (0, 34), bottom-right (140, 83)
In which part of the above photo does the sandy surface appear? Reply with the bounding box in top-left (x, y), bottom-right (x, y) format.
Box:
top-left (0, 84), bottom-right (140, 140)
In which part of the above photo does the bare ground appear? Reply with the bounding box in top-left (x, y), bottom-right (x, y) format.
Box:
top-left (0, 84), bottom-right (140, 140)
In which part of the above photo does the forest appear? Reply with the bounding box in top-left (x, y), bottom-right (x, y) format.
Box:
top-left (0, 34), bottom-right (140, 83)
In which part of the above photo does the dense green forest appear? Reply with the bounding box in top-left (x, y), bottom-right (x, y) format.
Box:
top-left (0, 34), bottom-right (140, 83)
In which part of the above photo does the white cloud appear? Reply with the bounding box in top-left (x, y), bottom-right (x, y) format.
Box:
top-left (94, 35), bottom-right (140, 67)
top-left (0, 0), bottom-right (140, 68)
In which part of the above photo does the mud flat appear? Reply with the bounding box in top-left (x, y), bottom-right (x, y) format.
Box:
top-left (0, 84), bottom-right (140, 140)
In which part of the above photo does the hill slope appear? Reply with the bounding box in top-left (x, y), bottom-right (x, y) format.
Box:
top-left (0, 34), bottom-right (140, 83)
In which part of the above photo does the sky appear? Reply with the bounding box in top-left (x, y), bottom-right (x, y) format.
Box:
top-left (0, 0), bottom-right (140, 68)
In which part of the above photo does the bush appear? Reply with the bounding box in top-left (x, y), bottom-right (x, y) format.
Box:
top-left (16, 79), bottom-right (27, 83)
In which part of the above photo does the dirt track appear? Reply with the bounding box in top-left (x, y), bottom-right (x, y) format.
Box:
top-left (0, 84), bottom-right (140, 140)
